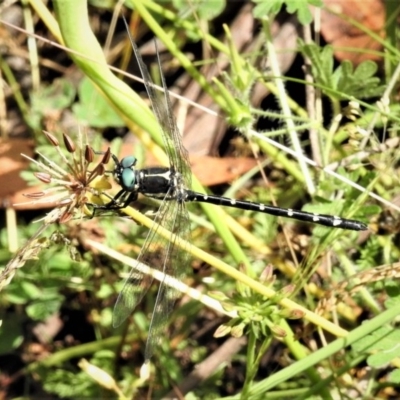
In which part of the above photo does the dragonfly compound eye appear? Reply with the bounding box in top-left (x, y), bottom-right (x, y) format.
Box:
top-left (121, 156), bottom-right (137, 169)
top-left (120, 168), bottom-right (136, 191)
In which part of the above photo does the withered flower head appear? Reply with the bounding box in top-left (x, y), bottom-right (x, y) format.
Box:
top-left (16, 130), bottom-right (112, 223)
top-left (0, 131), bottom-right (112, 291)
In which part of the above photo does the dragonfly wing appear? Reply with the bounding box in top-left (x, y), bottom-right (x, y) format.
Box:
top-left (125, 26), bottom-right (191, 189)
top-left (144, 200), bottom-right (191, 362)
top-left (112, 190), bottom-right (177, 328)
top-left (122, 18), bottom-right (192, 361)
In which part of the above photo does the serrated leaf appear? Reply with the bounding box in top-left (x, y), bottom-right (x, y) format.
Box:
top-left (354, 61), bottom-right (378, 79)
top-left (341, 60), bottom-right (353, 79)
top-left (330, 62), bottom-right (342, 89)
top-left (320, 46), bottom-right (335, 87)
top-left (299, 41), bottom-right (383, 100)
top-left (300, 43), bottom-right (334, 87)
top-left (5, 289), bottom-right (30, 305)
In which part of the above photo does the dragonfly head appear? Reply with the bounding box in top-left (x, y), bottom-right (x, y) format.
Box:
top-left (114, 156), bottom-right (138, 191)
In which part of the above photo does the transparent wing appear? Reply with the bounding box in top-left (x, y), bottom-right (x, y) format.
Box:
top-left (120, 17), bottom-right (192, 361)
top-left (112, 190), bottom-right (174, 328)
top-left (144, 201), bottom-right (190, 362)
top-left (112, 193), bottom-right (190, 361)
top-left (124, 20), bottom-right (191, 189)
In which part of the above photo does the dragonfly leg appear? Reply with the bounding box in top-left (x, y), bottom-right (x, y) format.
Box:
top-left (87, 190), bottom-right (138, 218)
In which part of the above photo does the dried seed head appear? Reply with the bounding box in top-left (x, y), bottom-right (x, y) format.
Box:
top-left (43, 130), bottom-right (60, 147)
top-left (85, 145), bottom-right (94, 163)
top-left (23, 192), bottom-right (45, 199)
top-left (63, 133), bottom-right (76, 153)
top-left (34, 172), bottom-right (52, 183)
top-left (95, 163), bottom-right (105, 176)
top-left (87, 163), bottom-right (105, 182)
top-left (101, 148), bottom-right (111, 164)
top-left (18, 131), bottom-right (113, 225)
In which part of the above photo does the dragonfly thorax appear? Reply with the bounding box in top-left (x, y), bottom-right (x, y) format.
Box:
top-left (138, 167), bottom-right (186, 201)
top-left (138, 167), bottom-right (174, 199)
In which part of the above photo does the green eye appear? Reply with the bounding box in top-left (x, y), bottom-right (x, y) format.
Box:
top-left (121, 156), bottom-right (137, 169)
top-left (120, 167), bottom-right (135, 190)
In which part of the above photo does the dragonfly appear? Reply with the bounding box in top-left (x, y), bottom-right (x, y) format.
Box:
top-left (97, 17), bottom-right (368, 363)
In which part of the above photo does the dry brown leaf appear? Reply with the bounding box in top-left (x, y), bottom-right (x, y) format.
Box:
top-left (320, 0), bottom-right (385, 64)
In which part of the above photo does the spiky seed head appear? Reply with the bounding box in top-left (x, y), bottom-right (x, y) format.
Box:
top-left (85, 145), bottom-right (94, 163)
top-left (43, 130), bottom-right (59, 146)
top-left (63, 133), bottom-right (76, 153)
top-left (16, 131), bottom-right (112, 223)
